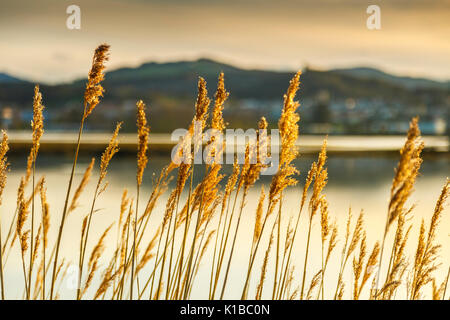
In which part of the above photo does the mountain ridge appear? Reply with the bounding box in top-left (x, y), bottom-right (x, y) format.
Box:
top-left (1, 58), bottom-right (448, 90)
top-left (0, 72), bottom-right (26, 84)
top-left (330, 67), bottom-right (449, 90)
top-left (0, 58), bottom-right (448, 134)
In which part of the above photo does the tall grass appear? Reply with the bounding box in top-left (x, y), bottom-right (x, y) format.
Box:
top-left (50, 44), bottom-right (110, 300)
top-left (0, 44), bottom-right (448, 300)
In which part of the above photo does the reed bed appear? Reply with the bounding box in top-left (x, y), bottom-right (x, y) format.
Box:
top-left (0, 44), bottom-right (448, 300)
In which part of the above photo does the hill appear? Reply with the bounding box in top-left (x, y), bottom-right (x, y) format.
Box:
top-left (0, 59), bottom-right (448, 134)
top-left (0, 72), bottom-right (25, 84)
top-left (330, 67), bottom-right (449, 90)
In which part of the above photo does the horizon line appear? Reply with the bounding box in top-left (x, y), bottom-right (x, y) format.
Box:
top-left (2, 55), bottom-right (449, 86)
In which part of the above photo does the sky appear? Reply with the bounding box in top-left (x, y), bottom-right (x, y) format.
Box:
top-left (0, 0), bottom-right (449, 84)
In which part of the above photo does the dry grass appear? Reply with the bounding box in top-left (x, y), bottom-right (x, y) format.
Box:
top-left (0, 44), bottom-right (449, 300)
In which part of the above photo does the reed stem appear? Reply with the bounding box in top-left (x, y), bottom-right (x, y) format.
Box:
top-left (174, 165), bottom-right (194, 299)
top-left (0, 216), bottom-right (5, 299)
top-left (50, 107), bottom-right (86, 300)
top-left (77, 182), bottom-right (100, 299)
top-left (300, 212), bottom-right (313, 299)
top-left (130, 185), bottom-right (139, 300)
top-left (220, 188), bottom-right (247, 299)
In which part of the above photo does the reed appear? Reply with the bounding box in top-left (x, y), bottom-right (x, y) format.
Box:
top-left (26, 85), bottom-right (44, 300)
top-left (0, 47), bottom-right (448, 300)
top-left (209, 157), bottom-right (239, 299)
top-left (130, 100), bottom-right (150, 300)
top-left (50, 44), bottom-right (110, 300)
top-left (333, 209), bottom-right (364, 299)
top-left (16, 178), bottom-right (30, 298)
top-left (39, 178), bottom-right (49, 300)
top-left (77, 122), bottom-right (121, 300)
top-left (240, 72), bottom-right (301, 299)
top-left (0, 131), bottom-right (9, 299)
top-left (300, 138), bottom-right (328, 299)
top-left (410, 179), bottom-right (449, 299)
top-left (375, 117), bottom-right (423, 299)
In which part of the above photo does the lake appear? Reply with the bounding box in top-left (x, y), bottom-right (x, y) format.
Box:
top-left (1, 151), bottom-right (449, 299)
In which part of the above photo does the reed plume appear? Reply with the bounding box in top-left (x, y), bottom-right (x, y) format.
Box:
top-left (1, 51), bottom-right (448, 302)
top-left (136, 228), bottom-right (159, 274)
top-left (306, 270), bottom-right (322, 300)
top-left (16, 180), bottom-right (28, 240)
top-left (241, 72), bottom-right (301, 299)
top-left (375, 117), bottom-right (423, 298)
top-left (31, 225), bottom-right (41, 272)
top-left (51, 43), bottom-right (110, 299)
top-left (154, 78), bottom-right (211, 299)
top-left (177, 77), bottom-right (213, 299)
top-left (268, 71), bottom-right (301, 211)
top-left (0, 131), bottom-right (9, 299)
top-left (382, 209), bottom-right (412, 299)
top-left (410, 179), bottom-right (449, 299)
top-left (94, 251), bottom-right (122, 300)
top-left (358, 242), bottom-right (380, 299)
top-left (352, 232), bottom-right (367, 300)
top-left (432, 279), bottom-right (446, 300)
top-left (256, 234), bottom-right (273, 299)
top-left (300, 139), bottom-right (328, 299)
top-left (169, 77), bottom-right (210, 172)
top-left (99, 122), bottom-right (121, 187)
top-left (271, 98), bottom-right (301, 299)
top-left (253, 187), bottom-right (266, 245)
top-left (388, 117), bottom-right (423, 229)
top-left (16, 178), bottom-right (30, 298)
top-left (193, 77), bottom-right (211, 132)
top-left (81, 224), bottom-right (113, 298)
top-left (136, 100), bottom-right (149, 186)
top-left (25, 85), bottom-right (45, 299)
top-left (132, 100), bottom-right (150, 299)
top-left (0, 132), bottom-right (8, 200)
top-left (25, 85), bottom-right (44, 184)
top-left (69, 158), bottom-right (95, 213)
top-left (83, 44), bottom-right (110, 120)
top-left (39, 178), bottom-right (50, 299)
top-left (318, 197), bottom-right (330, 299)
top-left (333, 209), bottom-right (364, 299)
top-left (211, 72), bottom-right (228, 132)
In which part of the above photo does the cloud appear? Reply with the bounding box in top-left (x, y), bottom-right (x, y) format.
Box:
top-left (0, 0), bottom-right (449, 82)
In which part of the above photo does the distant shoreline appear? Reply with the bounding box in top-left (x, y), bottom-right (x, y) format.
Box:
top-left (5, 131), bottom-right (449, 154)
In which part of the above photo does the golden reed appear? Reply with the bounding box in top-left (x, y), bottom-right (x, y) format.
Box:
top-left (0, 44), bottom-right (448, 301)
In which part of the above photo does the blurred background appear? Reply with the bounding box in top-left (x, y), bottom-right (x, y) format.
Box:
top-left (0, 0), bottom-right (449, 299)
top-left (0, 0), bottom-right (449, 135)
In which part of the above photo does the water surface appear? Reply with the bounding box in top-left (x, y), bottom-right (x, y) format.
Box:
top-left (1, 152), bottom-right (449, 299)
